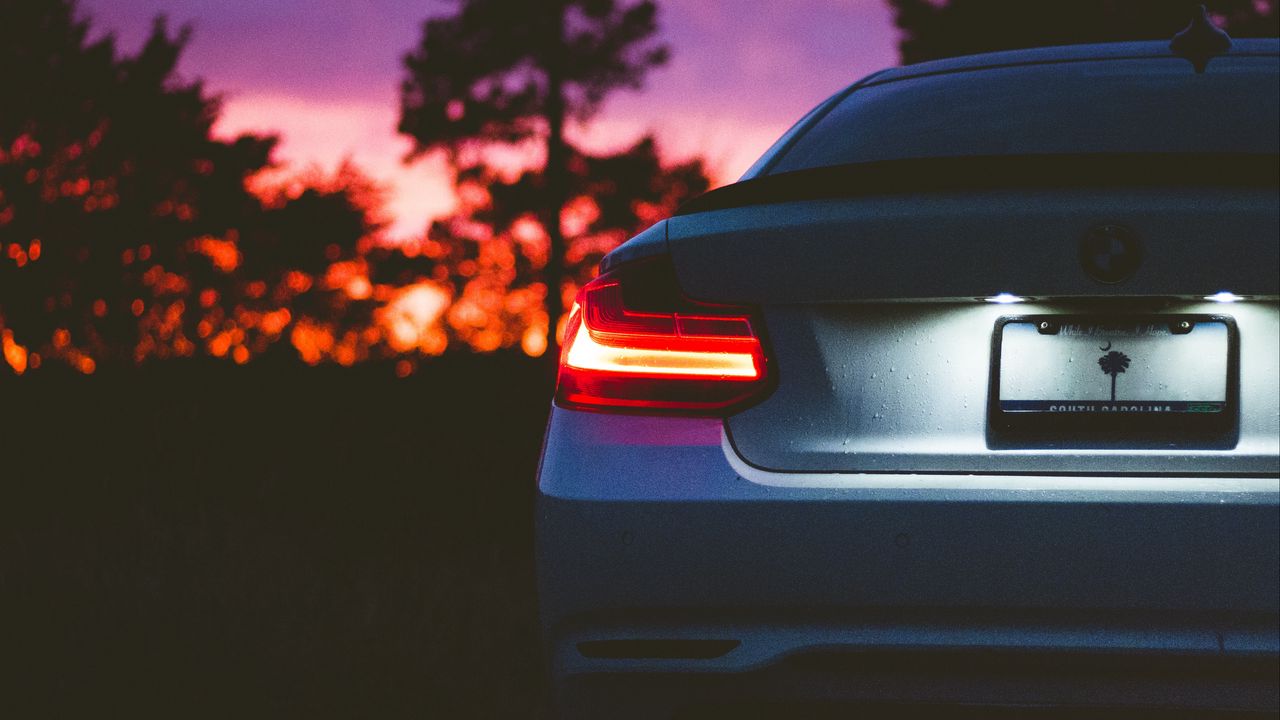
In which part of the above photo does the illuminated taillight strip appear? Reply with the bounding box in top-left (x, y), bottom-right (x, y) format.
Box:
top-left (554, 256), bottom-right (772, 415)
top-left (564, 319), bottom-right (761, 379)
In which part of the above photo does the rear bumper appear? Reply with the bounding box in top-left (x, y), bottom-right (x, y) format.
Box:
top-left (554, 653), bottom-right (1279, 719)
top-left (536, 408), bottom-right (1280, 715)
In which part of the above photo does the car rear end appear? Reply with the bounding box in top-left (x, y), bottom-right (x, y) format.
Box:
top-left (538, 40), bottom-right (1280, 718)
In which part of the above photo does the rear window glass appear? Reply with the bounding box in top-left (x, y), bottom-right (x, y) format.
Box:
top-left (769, 56), bottom-right (1280, 175)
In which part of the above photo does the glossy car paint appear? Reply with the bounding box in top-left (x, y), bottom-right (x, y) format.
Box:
top-left (538, 39), bottom-right (1280, 717)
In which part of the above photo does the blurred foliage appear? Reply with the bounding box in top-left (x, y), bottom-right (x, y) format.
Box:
top-left (399, 0), bottom-right (672, 354)
top-left (418, 137), bottom-right (709, 356)
top-left (1, 0), bottom-right (707, 375)
top-left (0, 0), bottom-right (384, 373)
top-left (890, 0), bottom-right (1279, 64)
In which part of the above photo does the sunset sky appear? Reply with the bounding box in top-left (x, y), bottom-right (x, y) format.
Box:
top-left (80, 0), bottom-right (900, 238)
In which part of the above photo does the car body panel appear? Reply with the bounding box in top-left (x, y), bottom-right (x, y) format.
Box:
top-left (538, 37), bottom-right (1280, 715)
top-left (666, 189), bottom-right (1280, 304)
top-left (537, 408), bottom-right (1279, 711)
top-left (724, 299), bottom-right (1278, 475)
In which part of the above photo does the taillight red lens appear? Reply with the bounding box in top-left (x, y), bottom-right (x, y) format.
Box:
top-left (555, 257), bottom-right (771, 414)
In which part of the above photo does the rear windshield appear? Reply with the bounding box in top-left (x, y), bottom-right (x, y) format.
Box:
top-left (768, 55), bottom-right (1280, 175)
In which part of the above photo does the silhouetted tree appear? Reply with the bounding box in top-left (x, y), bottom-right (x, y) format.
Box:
top-left (889, 0), bottom-right (1278, 64)
top-left (0, 0), bottom-right (381, 372)
top-left (414, 136), bottom-right (708, 355)
top-left (399, 0), bottom-right (669, 355)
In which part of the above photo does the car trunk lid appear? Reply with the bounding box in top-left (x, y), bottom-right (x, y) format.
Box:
top-left (666, 187), bottom-right (1279, 476)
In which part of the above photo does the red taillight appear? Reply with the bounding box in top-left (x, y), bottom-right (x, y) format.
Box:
top-left (555, 257), bottom-right (771, 414)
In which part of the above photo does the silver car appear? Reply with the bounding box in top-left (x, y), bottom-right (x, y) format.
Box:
top-left (537, 32), bottom-right (1280, 718)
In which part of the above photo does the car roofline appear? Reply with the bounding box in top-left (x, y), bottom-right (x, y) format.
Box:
top-left (864, 38), bottom-right (1279, 88)
top-left (736, 38), bottom-right (1279, 182)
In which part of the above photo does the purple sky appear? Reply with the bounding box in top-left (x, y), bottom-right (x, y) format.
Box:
top-left (80, 1), bottom-right (900, 237)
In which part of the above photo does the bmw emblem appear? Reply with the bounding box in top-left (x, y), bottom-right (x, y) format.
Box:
top-left (1080, 224), bottom-right (1143, 284)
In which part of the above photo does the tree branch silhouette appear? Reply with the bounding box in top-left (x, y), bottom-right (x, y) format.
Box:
top-left (889, 0), bottom-right (1277, 65)
top-left (398, 0), bottom-right (670, 358)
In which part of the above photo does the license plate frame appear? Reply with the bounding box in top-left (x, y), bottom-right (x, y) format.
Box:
top-left (988, 314), bottom-right (1238, 433)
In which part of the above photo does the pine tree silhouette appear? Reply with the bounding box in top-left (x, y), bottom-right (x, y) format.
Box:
top-left (888, 0), bottom-right (1277, 64)
top-left (398, 0), bottom-right (669, 356)
top-left (0, 0), bottom-right (380, 371)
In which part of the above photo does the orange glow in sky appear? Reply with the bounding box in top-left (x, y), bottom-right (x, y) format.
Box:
top-left (212, 96), bottom-right (460, 240)
top-left (2, 329), bottom-right (28, 374)
top-left (376, 282), bottom-right (451, 355)
top-left (82, 1), bottom-right (898, 241)
top-left (8, 0), bottom-right (900, 371)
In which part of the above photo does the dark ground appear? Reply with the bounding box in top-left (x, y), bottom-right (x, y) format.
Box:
top-left (1, 355), bottom-right (553, 717)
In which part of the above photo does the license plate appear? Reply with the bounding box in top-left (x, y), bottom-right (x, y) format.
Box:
top-left (996, 317), bottom-right (1231, 415)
